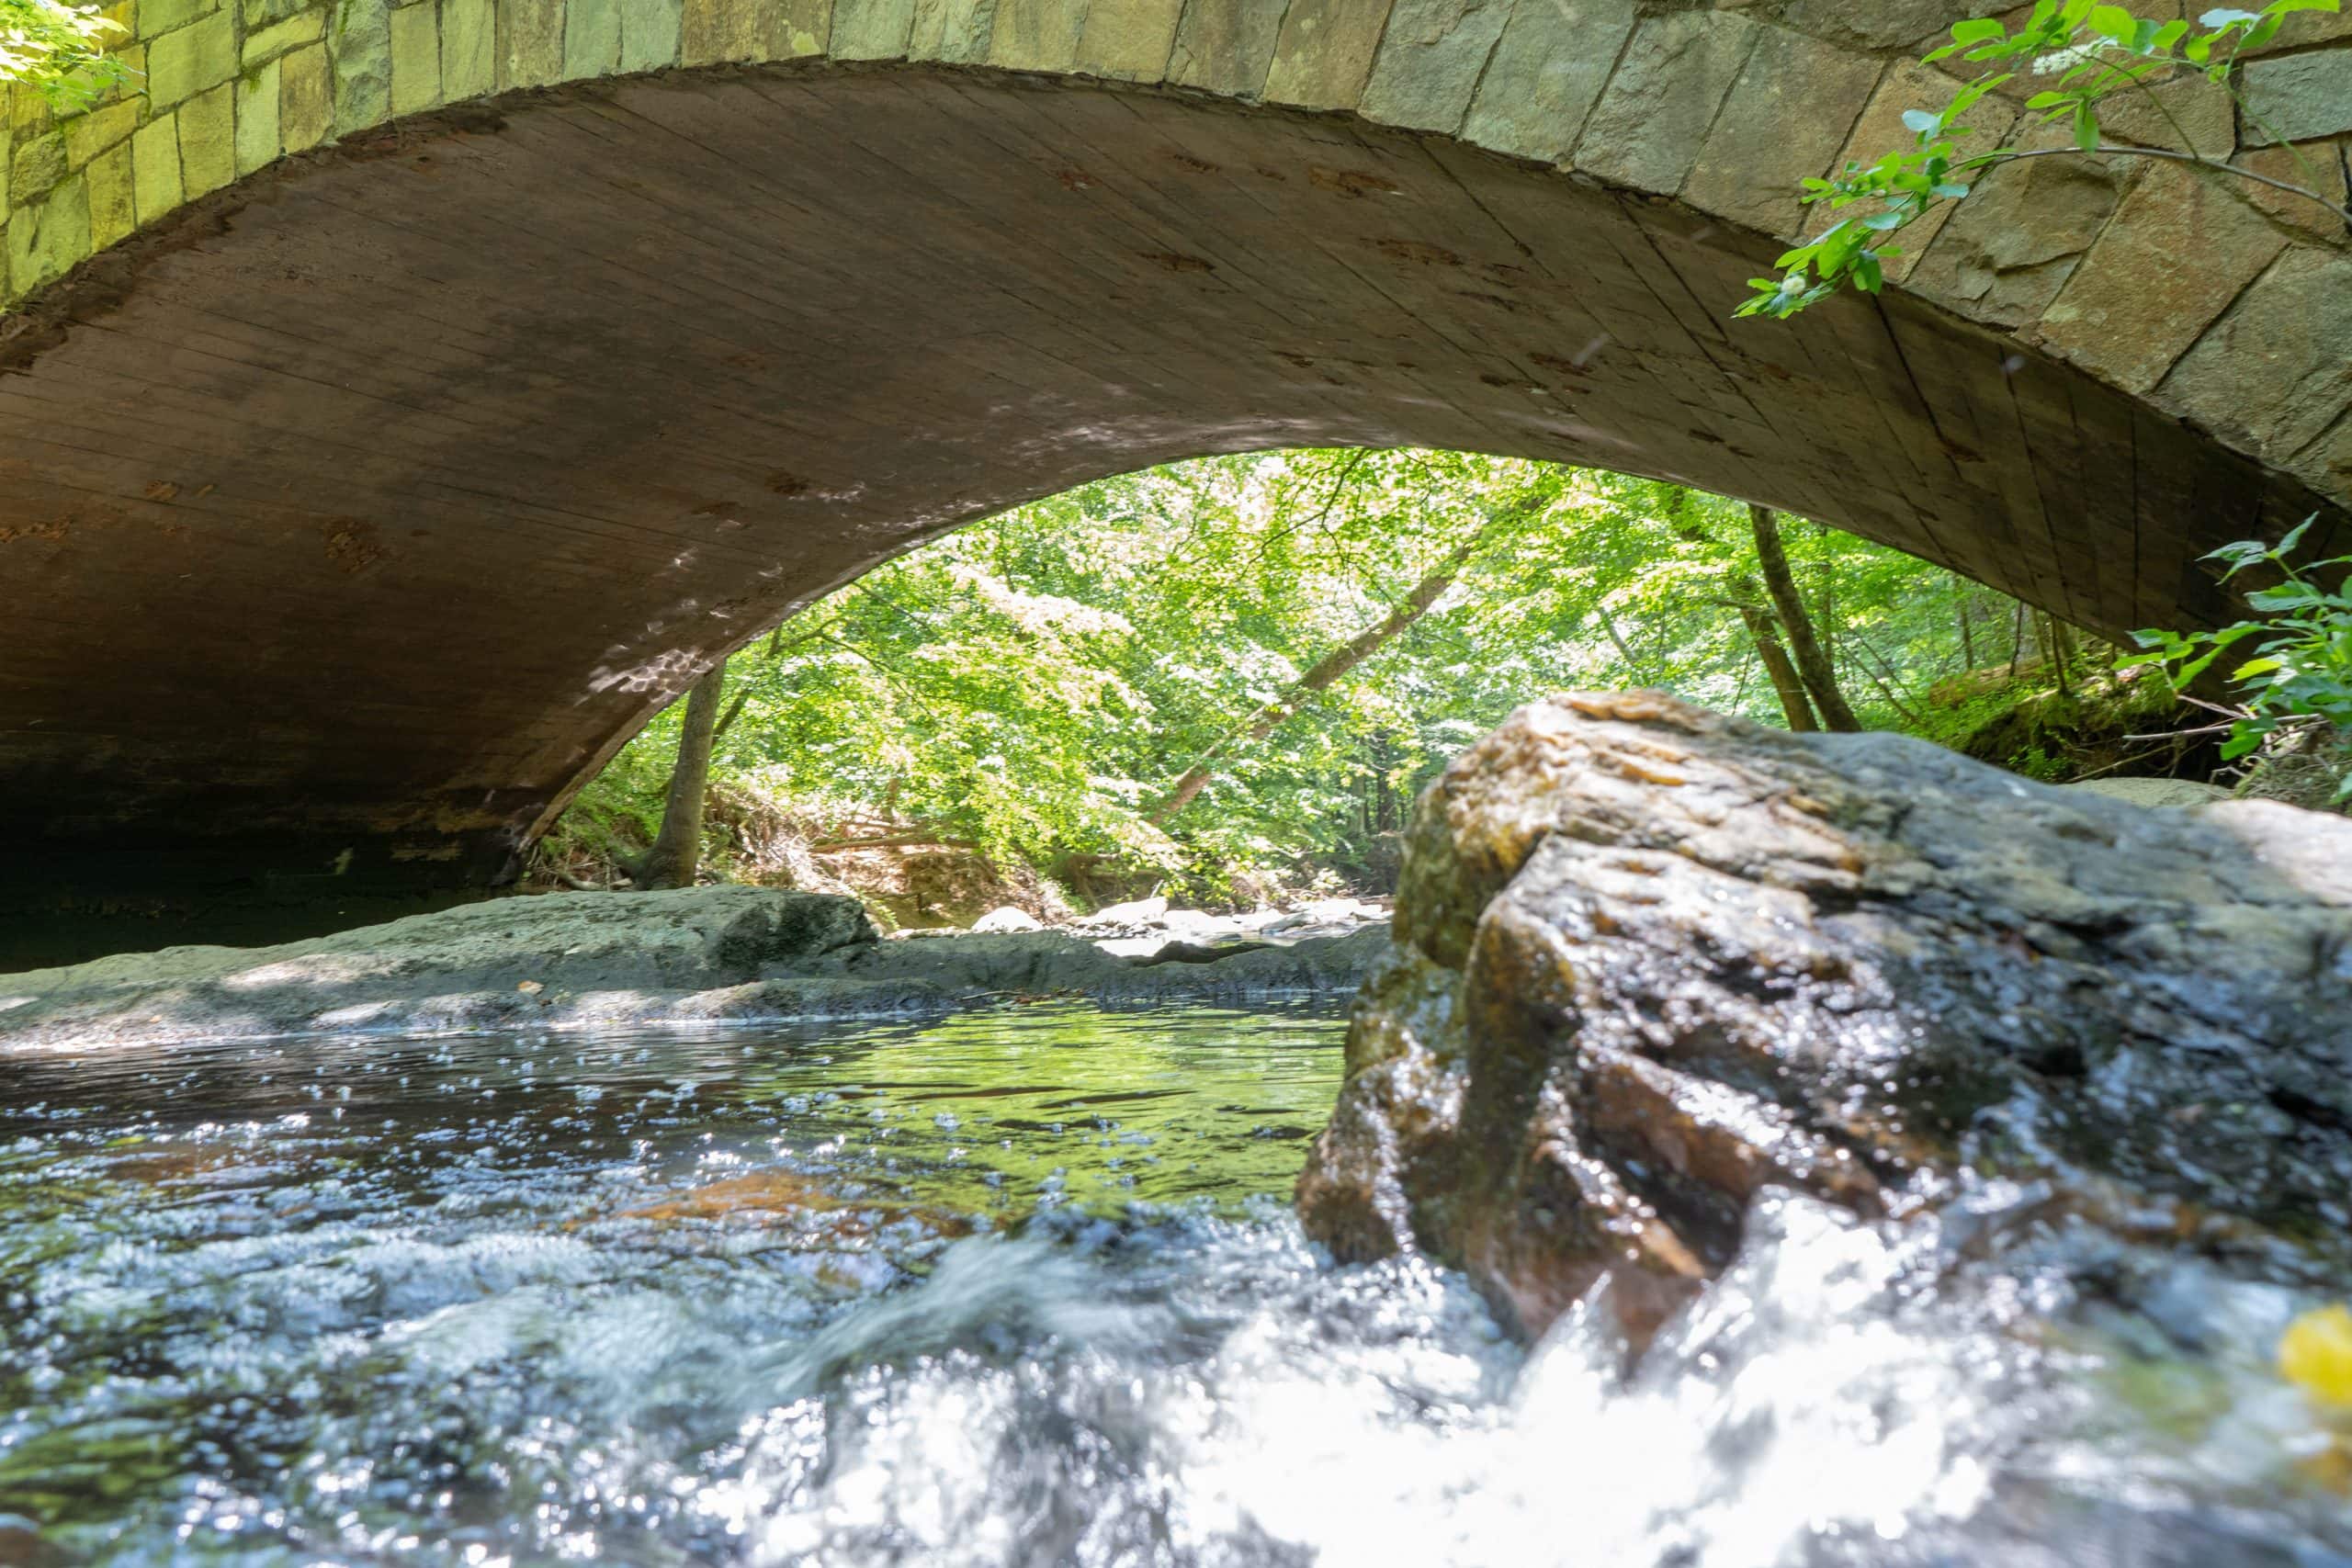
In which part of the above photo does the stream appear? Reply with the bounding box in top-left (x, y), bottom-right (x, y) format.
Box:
top-left (2, 1002), bottom-right (2347, 1565)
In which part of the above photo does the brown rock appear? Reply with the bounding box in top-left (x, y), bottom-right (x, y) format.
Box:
top-left (1296, 693), bottom-right (2352, 1347)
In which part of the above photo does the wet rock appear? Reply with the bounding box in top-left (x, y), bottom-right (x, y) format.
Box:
top-left (1296, 692), bottom-right (2352, 1347)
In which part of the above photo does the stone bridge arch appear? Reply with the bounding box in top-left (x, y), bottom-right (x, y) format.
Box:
top-left (1, 0), bottom-right (2348, 933)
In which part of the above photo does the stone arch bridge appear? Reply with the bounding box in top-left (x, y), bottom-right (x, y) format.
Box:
top-left (2, 0), bottom-right (2348, 941)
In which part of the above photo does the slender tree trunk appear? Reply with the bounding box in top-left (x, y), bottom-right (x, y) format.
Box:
top-left (1736, 604), bottom-right (1821, 732)
top-left (1151, 522), bottom-right (1492, 827)
top-left (2008, 601), bottom-right (2029, 678)
top-left (629, 665), bottom-right (727, 890)
top-left (1957, 591), bottom-right (1977, 669)
top-left (1748, 505), bottom-right (1859, 730)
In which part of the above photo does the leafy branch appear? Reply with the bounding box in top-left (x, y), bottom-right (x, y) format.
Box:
top-left (2123, 516), bottom-right (2352, 798)
top-left (1737, 0), bottom-right (2349, 321)
top-left (0, 0), bottom-right (131, 110)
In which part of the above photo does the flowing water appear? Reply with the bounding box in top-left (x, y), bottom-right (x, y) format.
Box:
top-left (3, 1002), bottom-right (2348, 1566)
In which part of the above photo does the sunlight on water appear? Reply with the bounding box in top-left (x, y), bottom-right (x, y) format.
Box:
top-left (2, 1004), bottom-right (2347, 1565)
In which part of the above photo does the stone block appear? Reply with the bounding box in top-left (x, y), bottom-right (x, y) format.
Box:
top-left (332, 0), bottom-right (393, 132)
top-left (1578, 11), bottom-right (1759, 194)
top-left (1684, 24), bottom-right (1883, 236)
top-left (130, 112), bottom-right (182, 220)
top-left (243, 0), bottom-right (310, 28)
top-left (390, 3), bottom-right (441, 112)
top-left (0, 122), bottom-right (13, 227)
top-left (1167, 0), bottom-right (1284, 96)
top-left (1359, 0), bottom-right (1510, 136)
top-left (617, 0), bottom-right (684, 71)
top-left (682, 0), bottom-right (769, 63)
top-left (279, 41), bottom-right (333, 150)
top-left (500, 0), bottom-right (565, 85)
top-left (565, 0), bottom-right (625, 75)
top-left (988, 0), bottom-right (1082, 72)
top-left (6, 176), bottom-right (89, 295)
top-left (440, 0), bottom-right (495, 96)
top-left (10, 131), bottom-right (65, 207)
top-left (1778, 0), bottom-right (2006, 51)
top-left (138, 0), bottom-right (216, 39)
top-left (2161, 248), bottom-right (2352, 461)
top-left (1261, 0), bottom-right (1392, 111)
top-left (243, 9), bottom-right (326, 65)
top-left (779, 0), bottom-right (832, 55)
top-left (2038, 161), bottom-right (2289, 394)
top-left (908, 0), bottom-right (994, 64)
top-left (147, 11), bottom-right (237, 106)
top-left (1461, 0), bottom-right (1633, 165)
top-left (235, 58), bottom-right (281, 173)
top-left (2096, 68), bottom-right (2234, 157)
top-left (1076, 0), bottom-right (1182, 81)
top-left (176, 81), bottom-right (234, 194)
top-left (2244, 49), bottom-right (2352, 144)
top-left (831, 0), bottom-right (915, 59)
top-left (2233, 138), bottom-right (2350, 242)
top-left (85, 140), bottom-right (134, 245)
top-left (62, 100), bottom-right (141, 170)
top-left (1905, 118), bottom-right (2128, 329)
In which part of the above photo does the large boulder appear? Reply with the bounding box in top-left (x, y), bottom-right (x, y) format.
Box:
top-left (1297, 692), bottom-right (2352, 1347)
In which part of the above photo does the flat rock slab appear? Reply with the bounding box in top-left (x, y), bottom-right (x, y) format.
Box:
top-left (0, 886), bottom-right (1389, 1049)
top-left (1297, 692), bottom-right (2352, 1347)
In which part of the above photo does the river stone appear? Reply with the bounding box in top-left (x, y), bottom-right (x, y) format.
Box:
top-left (1295, 692), bottom-right (2352, 1348)
top-left (2066, 776), bottom-right (2232, 808)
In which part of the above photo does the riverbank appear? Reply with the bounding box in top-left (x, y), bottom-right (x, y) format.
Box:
top-left (0, 886), bottom-right (1390, 1052)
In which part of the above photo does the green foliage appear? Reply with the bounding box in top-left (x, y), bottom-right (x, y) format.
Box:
top-left (1738, 0), bottom-right (2346, 320)
top-left (0, 0), bottom-right (130, 109)
top-left (2126, 517), bottom-right (2352, 797)
top-left (570, 450), bottom-right (2068, 896)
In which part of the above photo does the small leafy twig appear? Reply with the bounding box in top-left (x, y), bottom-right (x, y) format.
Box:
top-left (0, 0), bottom-right (132, 109)
top-left (1737, 0), bottom-right (2348, 321)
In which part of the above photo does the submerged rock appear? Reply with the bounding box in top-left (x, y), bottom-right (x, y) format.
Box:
top-left (0, 886), bottom-right (1389, 1048)
top-left (1296, 692), bottom-right (2352, 1347)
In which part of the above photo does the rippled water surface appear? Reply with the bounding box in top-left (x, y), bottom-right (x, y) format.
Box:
top-left (4, 1002), bottom-right (2348, 1566)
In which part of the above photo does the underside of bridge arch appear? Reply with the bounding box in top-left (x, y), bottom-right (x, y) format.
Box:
top-left (1, 62), bottom-right (2345, 946)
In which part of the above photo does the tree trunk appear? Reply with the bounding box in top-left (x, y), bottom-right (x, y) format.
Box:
top-left (1957, 591), bottom-right (1977, 669)
top-left (1748, 505), bottom-right (1860, 730)
top-left (1737, 604), bottom-right (1821, 732)
top-left (628, 665), bottom-right (727, 890)
top-left (1150, 520), bottom-right (1493, 827)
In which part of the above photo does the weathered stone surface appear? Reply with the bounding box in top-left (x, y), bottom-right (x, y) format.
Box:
top-left (988, 0), bottom-right (1082, 72)
top-left (1577, 11), bottom-right (1759, 194)
top-left (1905, 119), bottom-right (2130, 329)
top-left (1460, 0), bottom-right (1631, 164)
top-left (175, 82), bottom-right (233, 194)
top-left (389, 2), bottom-right (442, 112)
top-left (330, 0), bottom-right (393, 130)
top-left (440, 0), bottom-right (497, 96)
top-left (907, 0), bottom-right (992, 64)
top-left (2233, 137), bottom-right (2351, 241)
top-left (2068, 777), bottom-right (2231, 808)
top-left (243, 8), bottom-right (325, 64)
top-left (681, 0), bottom-right (764, 63)
top-left (129, 112), bottom-right (181, 219)
top-left (85, 141), bottom-right (134, 246)
top-left (60, 100), bottom-right (140, 170)
top-left (1261, 0), bottom-right (1391, 111)
top-left (831, 0), bottom-right (911, 57)
top-left (234, 60), bottom-right (281, 174)
top-left (2097, 67), bottom-right (2235, 157)
top-left (2244, 48), bottom-right (2352, 143)
top-left (1801, 60), bottom-right (2011, 282)
top-left (5, 176), bottom-right (86, 294)
top-left (1776, 0), bottom-right (2004, 51)
top-left (146, 10), bottom-right (236, 106)
top-left (2162, 248), bottom-right (2352, 461)
top-left (2038, 162), bottom-right (2288, 394)
top-left (1166, 0), bottom-right (1283, 96)
top-left (616, 0), bottom-right (684, 71)
top-left (1075, 0), bottom-right (1181, 82)
top-left (0, 888), bottom-right (1390, 1047)
top-left (1359, 0), bottom-right (1510, 136)
top-left (500, 0), bottom-right (567, 83)
top-left (562, 0), bottom-right (623, 75)
top-left (8, 130), bottom-right (64, 206)
top-left (141, 0), bottom-right (218, 39)
top-left (278, 41), bottom-right (334, 148)
top-left (1296, 693), bottom-right (2352, 1346)
top-left (1684, 23), bottom-right (1884, 237)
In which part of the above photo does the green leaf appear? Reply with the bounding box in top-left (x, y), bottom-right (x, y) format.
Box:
top-left (2072, 101), bottom-right (2101, 151)
top-left (2088, 4), bottom-right (2138, 39)
top-left (1901, 107), bottom-right (1941, 134)
top-left (1952, 17), bottom-right (2010, 41)
top-left (2233, 657), bottom-right (2288, 678)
